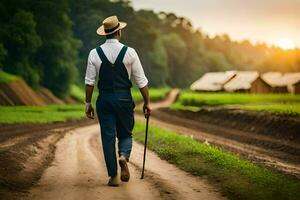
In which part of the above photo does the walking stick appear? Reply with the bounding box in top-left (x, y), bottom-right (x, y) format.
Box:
top-left (141, 114), bottom-right (150, 179)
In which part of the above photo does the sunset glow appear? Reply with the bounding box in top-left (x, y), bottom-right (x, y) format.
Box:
top-left (132, 0), bottom-right (300, 49)
top-left (276, 38), bottom-right (296, 50)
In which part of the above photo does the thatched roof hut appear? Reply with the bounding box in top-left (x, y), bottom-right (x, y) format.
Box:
top-left (224, 71), bottom-right (271, 93)
top-left (284, 73), bottom-right (300, 94)
top-left (190, 71), bottom-right (236, 92)
top-left (261, 72), bottom-right (288, 93)
top-left (262, 72), bottom-right (300, 93)
top-left (291, 80), bottom-right (300, 94)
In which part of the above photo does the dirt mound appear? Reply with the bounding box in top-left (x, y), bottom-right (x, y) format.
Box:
top-left (161, 108), bottom-right (300, 143)
top-left (0, 89), bottom-right (14, 105)
top-left (0, 80), bottom-right (47, 106)
top-left (146, 110), bottom-right (300, 178)
top-left (0, 80), bottom-right (67, 106)
top-left (62, 96), bottom-right (79, 104)
top-left (36, 87), bottom-right (64, 105)
top-left (0, 119), bottom-right (95, 200)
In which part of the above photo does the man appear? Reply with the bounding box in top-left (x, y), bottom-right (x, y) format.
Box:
top-left (85, 15), bottom-right (151, 187)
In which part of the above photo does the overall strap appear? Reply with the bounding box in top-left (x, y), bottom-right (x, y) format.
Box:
top-left (115, 46), bottom-right (128, 64)
top-left (96, 47), bottom-right (110, 64)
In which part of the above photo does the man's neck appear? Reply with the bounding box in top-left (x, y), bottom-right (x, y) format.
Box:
top-left (106, 36), bottom-right (120, 40)
top-left (105, 38), bottom-right (119, 43)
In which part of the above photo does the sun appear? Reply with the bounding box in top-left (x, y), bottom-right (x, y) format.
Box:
top-left (276, 38), bottom-right (296, 50)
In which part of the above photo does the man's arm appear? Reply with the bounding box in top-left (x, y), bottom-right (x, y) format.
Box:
top-left (129, 48), bottom-right (151, 116)
top-left (85, 84), bottom-right (95, 119)
top-left (85, 84), bottom-right (94, 103)
top-left (139, 85), bottom-right (151, 117)
top-left (85, 49), bottom-right (99, 119)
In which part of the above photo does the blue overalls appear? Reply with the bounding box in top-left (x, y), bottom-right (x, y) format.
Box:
top-left (95, 45), bottom-right (135, 177)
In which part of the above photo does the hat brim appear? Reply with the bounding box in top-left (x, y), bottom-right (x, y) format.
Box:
top-left (96, 22), bottom-right (127, 36)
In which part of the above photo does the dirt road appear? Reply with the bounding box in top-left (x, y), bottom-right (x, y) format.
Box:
top-left (27, 124), bottom-right (225, 200)
top-left (4, 88), bottom-right (298, 199)
top-left (150, 88), bottom-right (180, 110)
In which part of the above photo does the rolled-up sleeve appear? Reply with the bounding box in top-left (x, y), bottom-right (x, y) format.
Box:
top-left (85, 50), bottom-right (98, 86)
top-left (130, 49), bottom-right (148, 88)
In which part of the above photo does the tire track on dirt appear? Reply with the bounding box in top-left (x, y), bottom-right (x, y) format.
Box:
top-left (27, 125), bottom-right (162, 200)
top-left (27, 124), bottom-right (226, 200)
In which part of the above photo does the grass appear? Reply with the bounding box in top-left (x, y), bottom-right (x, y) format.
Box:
top-left (132, 87), bottom-right (170, 102)
top-left (0, 70), bottom-right (19, 84)
top-left (173, 90), bottom-right (300, 115)
top-left (178, 91), bottom-right (300, 107)
top-left (239, 104), bottom-right (300, 116)
top-left (170, 102), bottom-right (201, 112)
top-left (0, 104), bottom-right (85, 124)
top-left (133, 122), bottom-right (300, 200)
top-left (70, 85), bottom-right (169, 104)
top-left (70, 84), bottom-right (85, 103)
top-left (0, 86), bottom-right (169, 124)
top-left (69, 84), bottom-right (99, 104)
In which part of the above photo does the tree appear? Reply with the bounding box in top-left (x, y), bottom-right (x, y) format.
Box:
top-left (202, 51), bottom-right (231, 72)
top-left (147, 38), bottom-right (168, 87)
top-left (256, 49), bottom-right (300, 72)
top-left (33, 0), bottom-right (81, 97)
top-left (0, 43), bottom-right (7, 69)
top-left (2, 10), bottom-right (41, 86)
top-left (161, 33), bottom-right (187, 87)
top-left (0, 0), bottom-right (81, 96)
top-left (1, 0), bottom-right (299, 92)
top-left (70, 0), bottom-right (108, 81)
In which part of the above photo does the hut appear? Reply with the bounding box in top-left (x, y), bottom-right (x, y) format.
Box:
top-left (284, 73), bottom-right (300, 94)
top-left (190, 71), bottom-right (236, 92)
top-left (224, 71), bottom-right (272, 93)
top-left (262, 72), bottom-right (300, 94)
top-left (292, 80), bottom-right (300, 94)
top-left (261, 72), bottom-right (288, 93)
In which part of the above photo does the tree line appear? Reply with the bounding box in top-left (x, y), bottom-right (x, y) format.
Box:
top-left (0, 0), bottom-right (299, 97)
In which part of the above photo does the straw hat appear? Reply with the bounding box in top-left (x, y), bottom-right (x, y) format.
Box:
top-left (96, 16), bottom-right (127, 36)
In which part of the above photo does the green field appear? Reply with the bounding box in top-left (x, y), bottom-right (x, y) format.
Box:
top-left (0, 71), bottom-right (19, 84)
top-left (240, 104), bottom-right (300, 116)
top-left (70, 85), bottom-right (169, 104)
top-left (133, 122), bottom-right (300, 200)
top-left (70, 84), bottom-right (99, 104)
top-left (70, 84), bottom-right (85, 103)
top-left (172, 91), bottom-right (300, 115)
top-left (178, 91), bottom-right (300, 106)
top-left (132, 87), bottom-right (170, 102)
top-left (170, 102), bottom-right (202, 112)
top-left (0, 105), bottom-right (85, 124)
top-left (0, 87), bottom-right (170, 124)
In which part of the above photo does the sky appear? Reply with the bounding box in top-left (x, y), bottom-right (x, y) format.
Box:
top-left (131, 0), bottom-right (300, 49)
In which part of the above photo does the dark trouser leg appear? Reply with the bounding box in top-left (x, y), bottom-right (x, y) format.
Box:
top-left (96, 100), bottom-right (117, 177)
top-left (116, 99), bottom-right (134, 161)
top-left (116, 120), bottom-right (133, 161)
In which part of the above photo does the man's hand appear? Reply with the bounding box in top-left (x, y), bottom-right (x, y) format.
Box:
top-left (85, 102), bottom-right (95, 119)
top-left (85, 84), bottom-right (94, 119)
top-left (139, 85), bottom-right (151, 118)
top-left (143, 103), bottom-right (151, 118)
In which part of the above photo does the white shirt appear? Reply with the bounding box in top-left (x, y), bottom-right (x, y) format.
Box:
top-left (85, 39), bottom-right (148, 88)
